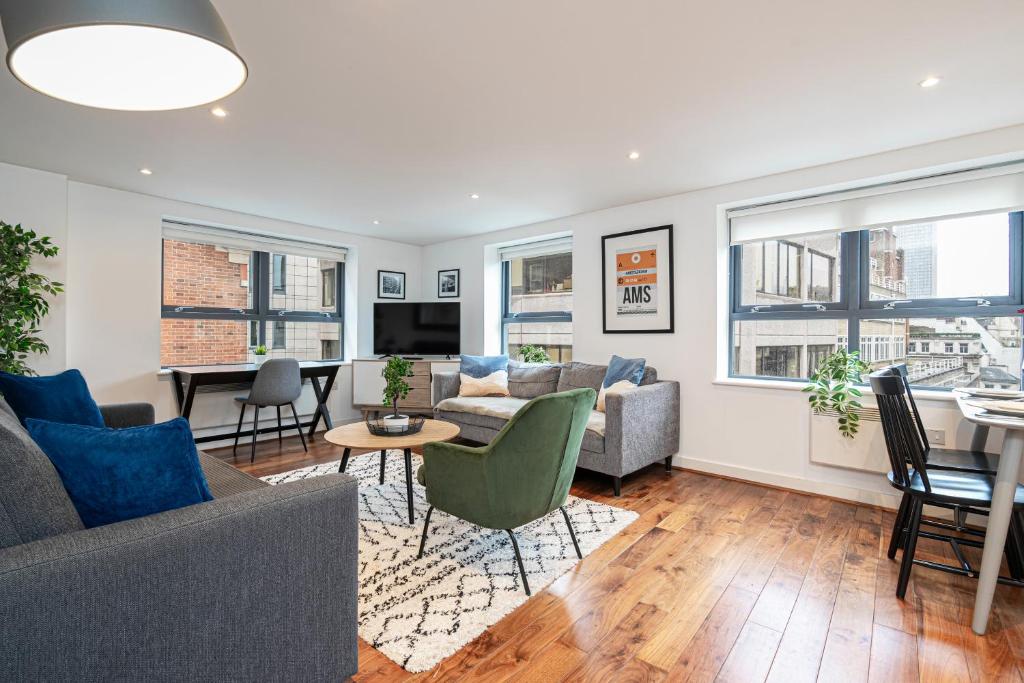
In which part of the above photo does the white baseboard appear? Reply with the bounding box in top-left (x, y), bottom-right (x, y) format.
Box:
top-left (672, 454), bottom-right (902, 510)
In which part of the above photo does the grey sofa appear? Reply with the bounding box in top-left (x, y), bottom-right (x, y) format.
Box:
top-left (434, 361), bottom-right (680, 495)
top-left (0, 397), bottom-right (359, 682)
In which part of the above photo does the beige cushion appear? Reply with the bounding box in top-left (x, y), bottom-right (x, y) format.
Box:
top-left (436, 396), bottom-right (606, 436)
top-left (458, 370), bottom-right (510, 397)
top-left (596, 379), bottom-right (638, 412)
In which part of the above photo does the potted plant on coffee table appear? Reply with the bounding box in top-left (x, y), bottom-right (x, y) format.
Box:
top-left (381, 356), bottom-right (414, 430)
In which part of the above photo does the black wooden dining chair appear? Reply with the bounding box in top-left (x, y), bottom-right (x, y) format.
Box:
top-left (879, 364), bottom-right (1024, 577)
top-left (871, 369), bottom-right (1024, 598)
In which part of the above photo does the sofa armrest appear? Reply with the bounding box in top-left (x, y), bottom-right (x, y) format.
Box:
top-left (433, 371), bottom-right (461, 406)
top-left (0, 474), bottom-right (359, 682)
top-left (99, 402), bottom-right (155, 428)
top-left (604, 381), bottom-right (680, 474)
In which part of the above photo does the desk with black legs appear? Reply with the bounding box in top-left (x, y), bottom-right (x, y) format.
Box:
top-left (169, 361), bottom-right (342, 444)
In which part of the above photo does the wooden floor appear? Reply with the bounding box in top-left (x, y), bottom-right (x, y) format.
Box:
top-left (209, 433), bottom-right (1024, 682)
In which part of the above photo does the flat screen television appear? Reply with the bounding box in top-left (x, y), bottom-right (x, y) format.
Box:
top-left (373, 302), bottom-right (461, 357)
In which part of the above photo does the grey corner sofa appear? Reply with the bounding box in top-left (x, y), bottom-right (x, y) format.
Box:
top-left (0, 397), bottom-right (359, 683)
top-left (433, 360), bottom-right (680, 496)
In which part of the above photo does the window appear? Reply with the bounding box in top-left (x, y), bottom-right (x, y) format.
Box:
top-left (757, 346), bottom-right (800, 377)
top-left (322, 266), bottom-right (336, 308)
top-left (730, 209), bottom-right (1023, 388)
top-left (501, 241), bottom-right (573, 362)
top-left (739, 233), bottom-right (840, 307)
top-left (807, 344), bottom-right (834, 374)
top-left (272, 321), bottom-right (286, 349)
top-left (272, 254), bottom-right (287, 294)
top-left (160, 228), bottom-right (345, 366)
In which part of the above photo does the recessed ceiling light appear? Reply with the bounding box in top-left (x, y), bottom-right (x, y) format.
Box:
top-left (211, 106), bottom-right (228, 118)
top-left (470, 193), bottom-right (480, 200)
top-left (919, 76), bottom-right (941, 88)
top-left (139, 168), bottom-right (153, 175)
top-left (373, 220), bottom-right (380, 225)
top-left (628, 151), bottom-right (640, 160)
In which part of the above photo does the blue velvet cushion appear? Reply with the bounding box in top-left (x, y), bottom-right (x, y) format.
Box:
top-left (602, 355), bottom-right (646, 388)
top-left (25, 417), bottom-right (214, 528)
top-left (0, 369), bottom-right (105, 427)
top-left (460, 354), bottom-right (509, 379)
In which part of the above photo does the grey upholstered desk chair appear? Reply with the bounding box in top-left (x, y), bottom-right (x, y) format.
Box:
top-left (233, 358), bottom-right (307, 463)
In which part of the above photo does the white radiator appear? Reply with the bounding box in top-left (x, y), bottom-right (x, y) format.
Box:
top-left (809, 407), bottom-right (890, 473)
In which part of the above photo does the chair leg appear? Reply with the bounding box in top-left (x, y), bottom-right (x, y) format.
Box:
top-left (612, 476), bottom-right (622, 497)
top-left (506, 529), bottom-right (531, 596)
top-left (276, 406), bottom-right (282, 444)
top-left (560, 506), bottom-right (583, 559)
top-left (404, 448), bottom-right (415, 524)
top-left (232, 404), bottom-right (246, 456)
top-left (896, 498), bottom-right (923, 600)
top-left (417, 505), bottom-right (434, 559)
top-left (1005, 512), bottom-right (1024, 581)
top-left (250, 406), bottom-right (260, 464)
top-left (664, 456), bottom-right (672, 473)
top-left (888, 492), bottom-right (912, 560)
top-left (379, 450), bottom-right (387, 484)
top-left (289, 403), bottom-right (307, 452)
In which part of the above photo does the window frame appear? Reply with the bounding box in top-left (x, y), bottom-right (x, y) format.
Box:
top-left (161, 246), bottom-right (346, 365)
top-left (500, 253), bottom-right (573, 354)
top-left (728, 211), bottom-right (1024, 385)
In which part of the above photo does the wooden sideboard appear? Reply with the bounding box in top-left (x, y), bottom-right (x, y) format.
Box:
top-left (352, 358), bottom-right (460, 416)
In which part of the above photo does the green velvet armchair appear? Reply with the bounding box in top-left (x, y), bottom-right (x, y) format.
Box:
top-left (416, 387), bottom-right (597, 595)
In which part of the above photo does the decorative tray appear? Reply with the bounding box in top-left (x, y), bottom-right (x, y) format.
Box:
top-left (365, 415), bottom-right (425, 436)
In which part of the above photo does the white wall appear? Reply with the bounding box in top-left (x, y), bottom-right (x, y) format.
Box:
top-left (0, 162), bottom-right (422, 437)
top-left (0, 162), bottom-right (68, 374)
top-left (421, 124), bottom-right (1024, 508)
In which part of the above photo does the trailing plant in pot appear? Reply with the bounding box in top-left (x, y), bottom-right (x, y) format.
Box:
top-left (803, 348), bottom-right (869, 438)
top-left (0, 221), bottom-right (64, 376)
top-left (381, 356), bottom-right (414, 429)
top-left (517, 344), bottom-right (551, 364)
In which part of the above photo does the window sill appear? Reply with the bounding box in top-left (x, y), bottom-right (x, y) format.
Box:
top-left (712, 376), bottom-right (958, 402)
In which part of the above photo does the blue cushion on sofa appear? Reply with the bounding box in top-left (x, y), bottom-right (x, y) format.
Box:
top-left (25, 417), bottom-right (213, 528)
top-left (0, 369), bottom-right (105, 428)
top-left (460, 354), bottom-right (509, 379)
top-left (603, 355), bottom-right (646, 388)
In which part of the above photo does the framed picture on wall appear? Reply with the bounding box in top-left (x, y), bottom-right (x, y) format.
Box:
top-left (377, 270), bottom-right (406, 299)
top-left (601, 224), bottom-right (674, 333)
top-left (437, 269), bottom-right (460, 298)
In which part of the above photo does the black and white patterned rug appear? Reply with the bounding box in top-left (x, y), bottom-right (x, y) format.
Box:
top-left (262, 450), bottom-right (638, 672)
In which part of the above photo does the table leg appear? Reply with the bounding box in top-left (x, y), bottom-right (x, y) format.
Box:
top-left (379, 450), bottom-right (387, 484)
top-left (307, 373), bottom-right (337, 439)
top-left (404, 448), bottom-right (414, 524)
top-left (973, 429), bottom-right (1024, 634)
top-left (180, 380), bottom-right (198, 421)
top-left (970, 424), bottom-right (991, 453)
top-left (339, 447), bottom-right (351, 474)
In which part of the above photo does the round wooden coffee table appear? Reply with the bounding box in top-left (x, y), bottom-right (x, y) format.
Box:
top-left (324, 419), bottom-right (460, 523)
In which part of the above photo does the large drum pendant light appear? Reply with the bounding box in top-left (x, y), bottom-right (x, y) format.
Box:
top-left (0, 0), bottom-right (247, 111)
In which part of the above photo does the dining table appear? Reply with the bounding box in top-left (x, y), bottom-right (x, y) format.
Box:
top-left (954, 393), bottom-right (1024, 635)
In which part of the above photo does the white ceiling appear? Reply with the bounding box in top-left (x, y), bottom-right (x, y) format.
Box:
top-left (0, 1), bottom-right (1022, 245)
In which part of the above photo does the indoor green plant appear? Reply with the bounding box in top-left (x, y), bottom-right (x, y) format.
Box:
top-left (381, 356), bottom-right (414, 428)
top-left (0, 221), bottom-right (64, 376)
top-left (253, 344), bottom-right (268, 366)
top-left (803, 348), bottom-right (869, 438)
top-left (517, 344), bottom-right (551, 364)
